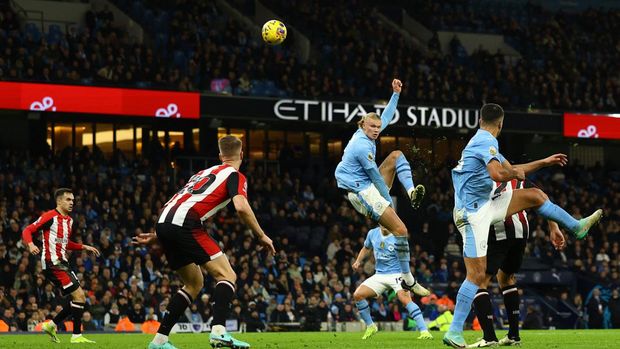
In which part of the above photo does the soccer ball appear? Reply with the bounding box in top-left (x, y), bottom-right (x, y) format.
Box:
top-left (262, 19), bottom-right (287, 45)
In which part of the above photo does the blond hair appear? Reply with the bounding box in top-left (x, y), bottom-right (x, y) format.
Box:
top-left (218, 135), bottom-right (242, 158)
top-left (357, 112), bottom-right (381, 128)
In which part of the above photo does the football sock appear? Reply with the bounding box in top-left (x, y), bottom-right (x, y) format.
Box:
top-left (396, 154), bottom-right (415, 193)
top-left (536, 200), bottom-right (579, 232)
top-left (406, 301), bottom-right (427, 331)
top-left (70, 301), bottom-right (85, 335)
top-left (356, 300), bottom-right (374, 326)
top-left (449, 279), bottom-right (479, 333)
top-left (152, 333), bottom-right (168, 345)
top-left (212, 280), bottom-right (235, 327)
top-left (394, 236), bottom-right (414, 285)
top-left (157, 288), bottom-right (193, 336)
top-left (502, 285), bottom-right (520, 340)
top-left (473, 289), bottom-right (497, 341)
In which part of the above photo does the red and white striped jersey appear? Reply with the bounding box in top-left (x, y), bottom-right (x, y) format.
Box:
top-left (489, 179), bottom-right (530, 241)
top-left (158, 164), bottom-right (248, 228)
top-left (22, 210), bottom-right (83, 269)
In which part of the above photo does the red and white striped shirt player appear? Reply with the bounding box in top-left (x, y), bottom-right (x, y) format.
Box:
top-left (22, 209), bottom-right (82, 269)
top-left (21, 188), bottom-right (99, 344)
top-left (490, 179), bottom-right (530, 241)
top-left (158, 163), bottom-right (248, 228)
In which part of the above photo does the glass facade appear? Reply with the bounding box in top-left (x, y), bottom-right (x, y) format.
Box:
top-left (44, 121), bottom-right (459, 165)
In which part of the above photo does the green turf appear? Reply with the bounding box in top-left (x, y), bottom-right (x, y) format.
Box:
top-left (1, 330), bottom-right (619, 349)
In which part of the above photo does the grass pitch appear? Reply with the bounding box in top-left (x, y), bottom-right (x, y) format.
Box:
top-left (1, 330), bottom-right (618, 349)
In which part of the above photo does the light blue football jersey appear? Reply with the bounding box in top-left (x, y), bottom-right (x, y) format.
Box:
top-left (364, 227), bottom-right (401, 274)
top-left (452, 129), bottom-right (506, 211)
top-left (335, 93), bottom-right (399, 192)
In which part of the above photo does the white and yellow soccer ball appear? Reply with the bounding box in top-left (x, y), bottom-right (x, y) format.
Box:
top-left (262, 19), bottom-right (287, 45)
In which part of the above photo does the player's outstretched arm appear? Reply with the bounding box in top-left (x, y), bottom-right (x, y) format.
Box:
top-left (232, 195), bottom-right (276, 255)
top-left (352, 246), bottom-right (372, 271)
top-left (512, 153), bottom-right (568, 175)
top-left (487, 160), bottom-right (524, 182)
top-left (379, 79), bottom-right (402, 132)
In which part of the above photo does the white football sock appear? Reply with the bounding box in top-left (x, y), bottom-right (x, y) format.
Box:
top-left (211, 324), bottom-right (226, 336)
top-left (407, 187), bottom-right (415, 198)
top-left (153, 333), bottom-right (168, 345)
top-left (402, 272), bottom-right (415, 286)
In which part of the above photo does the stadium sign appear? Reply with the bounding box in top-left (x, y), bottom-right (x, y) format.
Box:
top-left (273, 99), bottom-right (480, 129)
top-left (171, 320), bottom-right (238, 333)
top-left (0, 82), bottom-right (200, 119)
top-left (564, 112), bottom-right (620, 140)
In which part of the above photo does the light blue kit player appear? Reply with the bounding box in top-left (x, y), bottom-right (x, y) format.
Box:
top-left (352, 226), bottom-right (433, 341)
top-left (444, 103), bottom-right (603, 348)
top-left (335, 79), bottom-right (426, 293)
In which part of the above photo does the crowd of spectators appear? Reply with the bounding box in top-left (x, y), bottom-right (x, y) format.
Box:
top-left (0, 143), bottom-right (618, 332)
top-left (1, 0), bottom-right (618, 111)
top-left (394, 0), bottom-right (620, 111)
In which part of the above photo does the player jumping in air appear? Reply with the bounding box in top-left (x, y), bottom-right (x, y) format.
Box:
top-left (133, 135), bottom-right (276, 349)
top-left (444, 103), bottom-right (603, 348)
top-left (22, 188), bottom-right (100, 344)
top-left (335, 79), bottom-right (428, 296)
top-left (352, 226), bottom-right (433, 340)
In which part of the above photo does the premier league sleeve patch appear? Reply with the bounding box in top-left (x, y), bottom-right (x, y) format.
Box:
top-left (489, 146), bottom-right (497, 156)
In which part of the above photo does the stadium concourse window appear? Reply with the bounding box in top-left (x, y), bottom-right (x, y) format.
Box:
top-left (53, 123), bottom-right (73, 152)
top-left (46, 124), bottom-right (53, 149)
top-left (157, 130), bottom-right (167, 149)
top-left (249, 129), bottom-right (265, 159)
top-left (136, 127), bottom-right (143, 155)
top-left (168, 131), bottom-right (184, 154)
top-left (95, 124), bottom-right (115, 156)
top-left (379, 136), bottom-right (397, 158)
top-left (192, 128), bottom-right (200, 154)
top-left (75, 123), bottom-right (94, 149)
top-left (307, 132), bottom-right (321, 157)
top-left (115, 124), bottom-right (135, 158)
top-left (327, 139), bottom-right (342, 160)
top-left (267, 130), bottom-right (284, 160)
top-left (285, 131), bottom-right (304, 156)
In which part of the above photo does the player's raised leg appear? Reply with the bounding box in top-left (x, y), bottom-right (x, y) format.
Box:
top-left (379, 150), bottom-right (425, 209)
top-left (396, 291), bottom-right (432, 339)
top-left (507, 188), bottom-right (602, 239)
top-left (353, 285), bottom-right (379, 339)
top-left (149, 264), bottom-right (203, 349)
top-left (205, 256), bottom-right (249, 349)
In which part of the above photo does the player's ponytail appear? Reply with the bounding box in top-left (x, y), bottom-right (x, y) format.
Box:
top-left (357, 112), bottom-right (380, 128)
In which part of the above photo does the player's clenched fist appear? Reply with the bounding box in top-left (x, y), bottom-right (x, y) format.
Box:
top-left (392, 79), bottom-right (402, 94)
